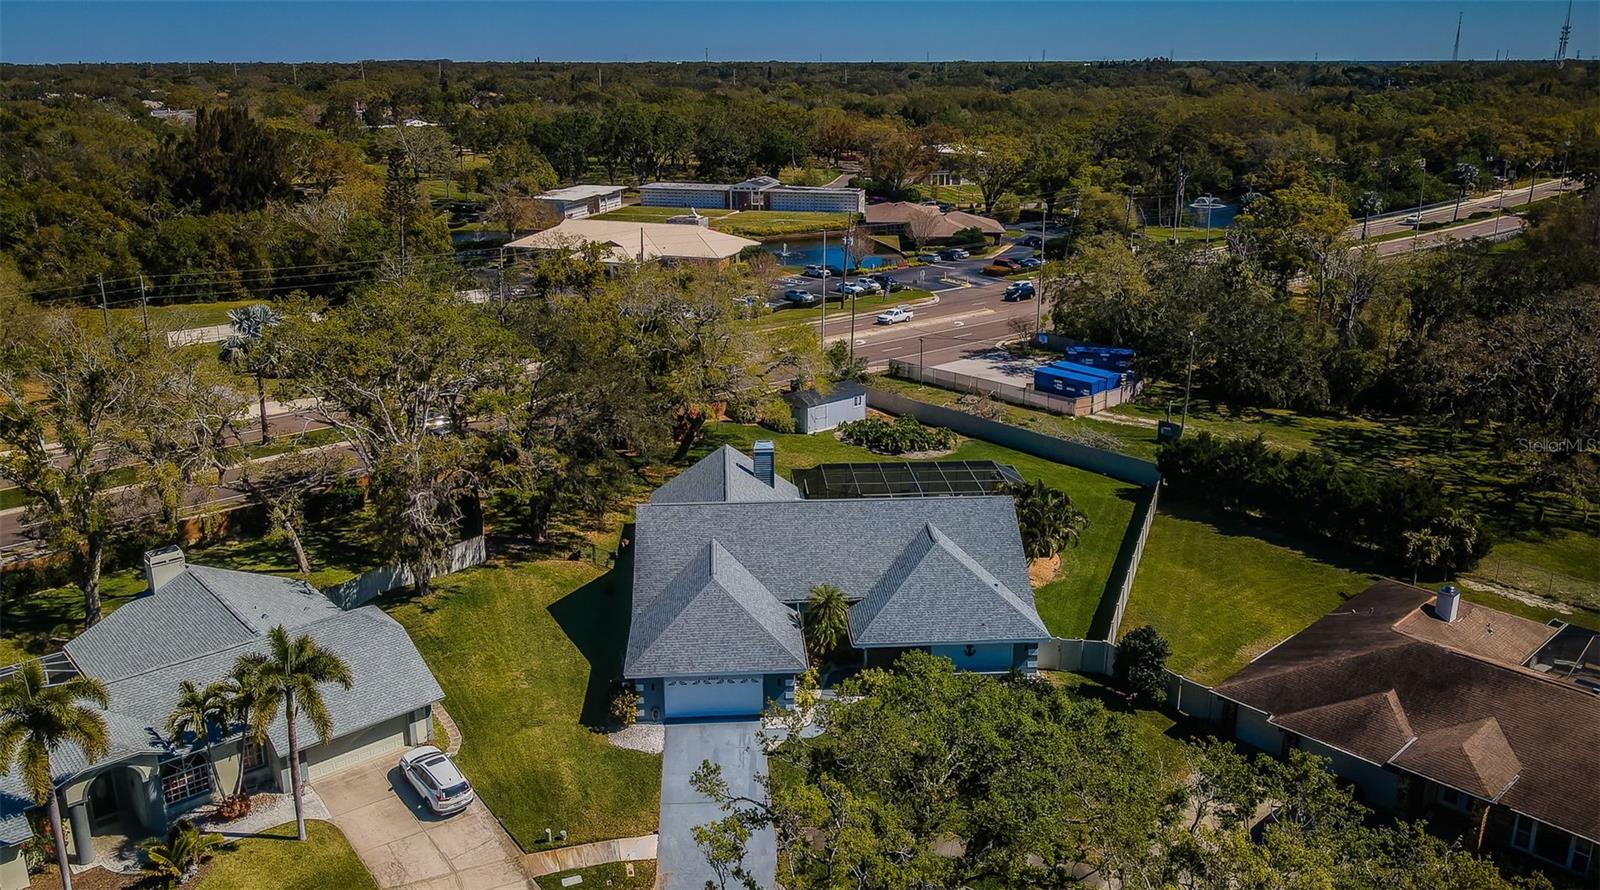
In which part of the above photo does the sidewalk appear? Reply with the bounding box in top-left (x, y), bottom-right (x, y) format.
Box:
top-left (520, 834), bottom-right (657, 878)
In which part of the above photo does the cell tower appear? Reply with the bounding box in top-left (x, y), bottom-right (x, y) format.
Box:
top-left (1556, 0), bottom-right (1574, 66)
top-left (1452, 12), bottom-right (1463, 62)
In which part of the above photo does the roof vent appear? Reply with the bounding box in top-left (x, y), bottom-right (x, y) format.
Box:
top-left (752, 440), bottom-right (775, 488)
top-left (1435, 584), bottom-right (1461, 623)
top-left (143, 545), bottom-right (186, 594)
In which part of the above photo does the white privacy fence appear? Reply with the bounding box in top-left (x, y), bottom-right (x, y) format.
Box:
top-left (322, 536), bottom-right (487, 608)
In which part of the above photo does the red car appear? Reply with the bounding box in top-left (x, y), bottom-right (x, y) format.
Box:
top-left (983, 258), bottom-right (1023, 275)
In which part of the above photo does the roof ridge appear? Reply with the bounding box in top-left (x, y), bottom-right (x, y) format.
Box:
top-left (170, 567), bottom-right (259, 634)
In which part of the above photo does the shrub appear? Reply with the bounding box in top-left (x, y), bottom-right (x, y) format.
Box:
top-left (757, 397), bottom-right (797, 434)
top-left (837, 416), bottom-right (956, 454)
top-left (946, 227), bottom-right (989, 251)
top-left (1156, 432), bottom-right (1491, 574)
top-left (609, 682), bottom-right (641, 728)
top-left (140, 819), bottom-right (228, 889)
top-left (1116, 625), bottom-right (1171, 705)
top-left (725, 401), bottom-right (759, 424)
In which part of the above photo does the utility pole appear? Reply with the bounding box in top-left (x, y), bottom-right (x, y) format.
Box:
top-left (1452, 12), bottom-right (1463, 62)
top-left (819, 229), bottom-right (828, 346)
top-left (97, 275), bottom-right (109, 329)
top-left (1556, 0), bottom-right (1573, 65)
top-left (138, 274), bottom-right (150, 343)
top-left (1172, 160), bottom-right (1187, 244)
top-left (1180, 331), bottom-right (1196, 429)
top-left (1413, 159), bottom-right (1427, 247)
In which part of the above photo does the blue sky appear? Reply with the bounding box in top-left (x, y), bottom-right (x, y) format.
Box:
top-left (1, 2), bottom-right (1593, 64)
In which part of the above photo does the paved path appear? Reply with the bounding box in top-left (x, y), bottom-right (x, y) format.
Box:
top-left (657, 722), bottom-right (775, 890)
top-left (433, 703), bottom-right (463, 756)
top-left (521, 834), bottom-right (657, 878)
top-left (314, 757), bottom-right (533, 890)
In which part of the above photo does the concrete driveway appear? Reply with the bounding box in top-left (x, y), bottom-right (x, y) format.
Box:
top-left (313, 757), bottom-right (532, 890)
top-left (657, 722), bottom-right (776, 890)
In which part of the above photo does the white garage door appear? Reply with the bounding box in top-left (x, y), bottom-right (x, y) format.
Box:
top-left (664, 675), bottom-right (764, 719)
top-left (303, 718), bottom-right (408, 780)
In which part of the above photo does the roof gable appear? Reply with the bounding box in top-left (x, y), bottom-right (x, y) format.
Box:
top-left (849, 523), bottom-right (1048, 647)
top-left (626, 541), bottom-right (807, 677)
top-left (1276, 689), bottom-right (1415, 760)
top-left (649, 445), bottom-right (800, 504)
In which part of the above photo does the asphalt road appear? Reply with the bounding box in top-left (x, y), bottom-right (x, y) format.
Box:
top-left (1350, 178), bottom-right (1572, 240)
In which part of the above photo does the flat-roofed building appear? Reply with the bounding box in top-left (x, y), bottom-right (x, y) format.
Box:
top-left (640, 179), bottom-right (865, 215)
top-left (536, 184), bottom-right (626, 219)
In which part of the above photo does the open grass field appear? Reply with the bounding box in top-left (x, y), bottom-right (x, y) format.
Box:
top-left (543, 861), bottom-right (658, 889)
top-left (704, 422), bottom-right (1140, 639)
top-left (596, 206), bottom-right (857, 239)
top-left (384, 557), bottom-right (663, 849)
top-left (194, 820), bottom-right (376, 890)
top-left (74, 298), bottom-right (260, 334)
top-left (594, 205), bottom-right (736, 223)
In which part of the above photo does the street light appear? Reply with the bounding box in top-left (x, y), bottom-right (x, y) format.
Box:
top-left (918, 336), bottom-right (925, 377)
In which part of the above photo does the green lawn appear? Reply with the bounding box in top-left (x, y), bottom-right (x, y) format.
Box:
top-left (1122, 504), bottom-right (1376, 685)
top-left (384, 558), bottom-right (662, 850)
top-left (704, 422), bottom-right (1140, 639)
top-left (594, 205), bottom-right (737, 223)
top-left (75, 298), bottom-right (261, 334)
top-left (714, 211), bottom-right (857, 239)
top-left (195, 820), bottom-right (376, 890)
top-left (543, 860), bottom-right (658, 889)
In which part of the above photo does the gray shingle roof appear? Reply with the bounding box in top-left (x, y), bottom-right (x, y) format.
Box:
top-left (649, 445), bottom-right (801, 504)
top-left (4, 566), bottom-right (443, 846)
top-left (850, 523), bottom-right (1048, 646)
top-left (628, 473), bottom-right (1042, 676)
top-left (782, 381), bottom-right (866, 409)
top-left (65, 567), bottom-right (340, 681)
top-left (626, 541), bottom-right (807, 678)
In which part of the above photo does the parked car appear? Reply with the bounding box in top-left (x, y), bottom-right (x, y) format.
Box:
top-left (1018, 257), bottom-right (1043, 270)
top-left (802, 264), bottom-right (832, 278)
top-left (1016, 234), bottom-right (1043, 248)
top-left (783, 288), bottom-right (818, 305)
top-left (870, 274), bottom-right (906, 292)
top-left (876, 305), bottom-right (915, 324)
top-left (939, 248), bottom-right (970, 261)
top-left (836, 281), bottom-right (866, 296)
top-left (852, 278), bottom-right (883, 294)
top-left (400, 746), bottom-right (475, 815)
top-left (1002, 281), bottom-right (1036, 302)
top-left (825, 265), bottom-right (845, 278)
top-left (983, 258), bottom-right (1023, 275)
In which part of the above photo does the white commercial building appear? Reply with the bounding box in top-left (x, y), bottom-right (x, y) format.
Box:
top-left (640, 177), bottom-right (865, 214)
top-left (536, 184), bottom-right (626, 219)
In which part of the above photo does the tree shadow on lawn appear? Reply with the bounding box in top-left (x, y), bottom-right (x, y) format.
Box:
top-left (1088, 484), bottom-right (1158, 640)
top-left (547, 523), bottom-right (636, 732)
top-left (1151, 495), bottom-right (1390, 590)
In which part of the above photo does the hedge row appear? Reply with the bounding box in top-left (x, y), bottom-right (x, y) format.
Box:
top-left (1156, 432), bottom-right (1491, 574)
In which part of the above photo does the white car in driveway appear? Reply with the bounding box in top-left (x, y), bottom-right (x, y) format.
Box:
top-left (876, 305), bottom-right (914, 325)
top-left (399, 745), bottom-right (475, 815)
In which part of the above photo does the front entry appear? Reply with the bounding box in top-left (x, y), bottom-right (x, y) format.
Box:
top-left (86, 772), bottom-right (121, 830)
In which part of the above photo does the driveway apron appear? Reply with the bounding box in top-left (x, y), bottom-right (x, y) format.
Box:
top-left (314, 757), bottom-right (532, 890)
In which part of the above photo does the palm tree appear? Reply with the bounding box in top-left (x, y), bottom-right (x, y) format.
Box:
top-left (164, 679), bottom-right (231, 805)
top-left (1005, 480), bottom-right (1089, 561)
top-left (0, 660), bottom-right (110, 890)
top-left (139, 819), bottom-right (227, 889)
top-left (218, 659), bottom-right (262, 803)
top-left (219, 304), bottom-right (282, 445)
top-left (238, 626), bottom-right (352, 841)
top-left (1357, 191), bottom-right (1383, 239)
top-left (803, 583), bottom-right (851, 662)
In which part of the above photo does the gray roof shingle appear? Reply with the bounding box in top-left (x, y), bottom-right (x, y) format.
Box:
top-left (64, 567), bottom-right (340, 681)
top-left (4, 566), bottom-right (442, 846)
top-left (850, 523), bottom-right (1048, 646)
top-left (782, 381), bottom-right (866, 410)
top-left (628, 463), bottom-right (1042, 677)
top-left (649, 445), bottom-right (801, 504)
top-left (626, 541), bottom-right (807, 677)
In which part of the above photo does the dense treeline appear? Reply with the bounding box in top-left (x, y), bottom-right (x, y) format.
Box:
top-left (1158, 432), bottom-right (1491, 576)
top-left (1, 59), bottom-right (1595, 300)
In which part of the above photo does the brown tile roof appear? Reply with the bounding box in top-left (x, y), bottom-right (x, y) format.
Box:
top-left (863, 202), bottom-right (1005, 238)
top-left (1216, 580), bottom-right (1600, 842)
top-left (1395, 599), bottom-right (1558, 666)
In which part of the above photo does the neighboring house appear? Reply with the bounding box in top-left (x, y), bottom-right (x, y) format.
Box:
top-left (505, 218), bottom-right (759, 267)
top-left (781, 381), bottom-right (866, 433)
top-left (920, 144), bottom-right (969, 188)
top-left (1214, 580), bottom-right (1598, 882)
top-left (625, 442), bottom-right (1048, 721)
top-left (0, 548), bottom-right (442, 885)
top-left (535, 184), bottom-right (626, 220)
top-left (863, 202), bottom-right (1006, 245)
top-left (640, 178), bottom-right (866, 215)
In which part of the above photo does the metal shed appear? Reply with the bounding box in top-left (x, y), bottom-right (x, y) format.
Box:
top-left (782, 381), bottom-right (867, 433)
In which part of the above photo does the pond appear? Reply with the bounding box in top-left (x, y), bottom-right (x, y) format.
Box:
top-left (766, 238), bottom-right (893, 270)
